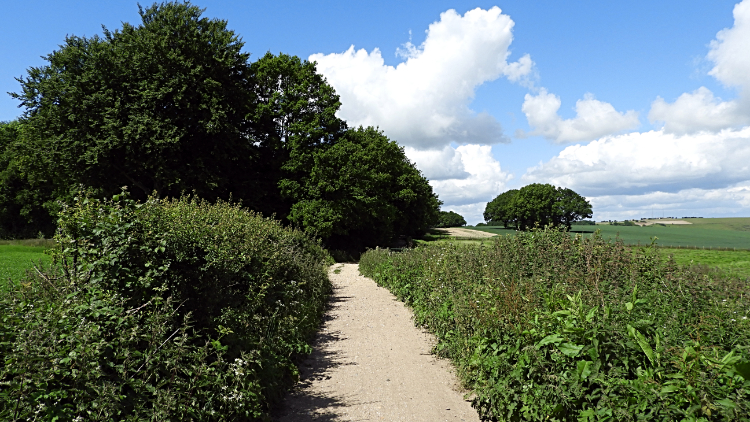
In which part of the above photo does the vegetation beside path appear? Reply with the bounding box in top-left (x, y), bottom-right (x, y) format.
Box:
top-left (361, 228), bottom-right (750, 421)
top-left (1, 193), bottom-right (332, 420)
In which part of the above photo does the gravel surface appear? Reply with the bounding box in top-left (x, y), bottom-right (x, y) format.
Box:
top-left (274, 263), bottom-right (479, 422)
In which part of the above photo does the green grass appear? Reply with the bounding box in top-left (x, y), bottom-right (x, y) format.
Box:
top-left (0, 243), bottom-right (52, 290)
top-left (660, 247), bottom-right (750, 279)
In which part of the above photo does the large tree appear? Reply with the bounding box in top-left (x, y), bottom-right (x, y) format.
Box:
top-left (483, 189), bottom-right (518, 227)
top-left (280, 127), bottom-right (440, 251)
top-left (6, 2), bottom-right (441, 250)
top-left (12, 2), bottom-right (254, 201)
top-left (484, 184), bottom-right (592, 230)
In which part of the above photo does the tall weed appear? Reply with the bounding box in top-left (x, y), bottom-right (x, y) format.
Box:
top-left (360, 229), bottom-right (750, 421)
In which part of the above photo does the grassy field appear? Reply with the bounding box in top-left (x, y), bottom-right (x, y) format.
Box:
top-left (0, 240), bottom-right (54, 290)
top-left (466, 218), bottom-right (750, 250)
top-left (662, 247), bottom-right (750, 279)
top-left (455, 221), bottom-right (750, 278)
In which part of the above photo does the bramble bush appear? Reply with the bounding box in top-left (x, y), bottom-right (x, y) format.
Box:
top-left (360, 228), bottom-right (750, 421)
top-left (0, 192), bottom-right (332, 420)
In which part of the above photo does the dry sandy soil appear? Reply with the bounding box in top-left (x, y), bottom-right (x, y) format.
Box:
top-left (433, 227), bottom-right (496, 238)
top-left (273, 263), bottom-right (479, 422)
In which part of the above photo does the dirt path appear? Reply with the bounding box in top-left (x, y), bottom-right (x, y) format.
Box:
top-left (433, 227), bottom-right (496, 238)
top-left (274, 263), bottom-right (479, 422)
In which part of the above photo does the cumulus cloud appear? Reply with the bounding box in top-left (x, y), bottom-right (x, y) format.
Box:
top-left (648, 0), bottom-right (750, 134)
top-left (310, 7), bottom-right (533, 148)
top-left (518, 89), bottom-right (640, 143)
top-left (522, 127), bottom-right (750, 196)
top-left (405, 144), bottom-right (512, 208)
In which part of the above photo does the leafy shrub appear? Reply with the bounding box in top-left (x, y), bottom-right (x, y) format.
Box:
top-left (0, 193), bottom-right (332, 420)
top-left (360, 228), bottom-right (750, 421)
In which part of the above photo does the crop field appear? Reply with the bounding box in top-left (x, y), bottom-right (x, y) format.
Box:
top-left (466, 218), bottom-right (750, 250)
top-left (0, 243), bottom-right (52, 291)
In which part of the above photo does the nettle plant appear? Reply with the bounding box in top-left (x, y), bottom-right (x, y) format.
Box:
top-left (0, 192), bottom-right (332, 421)
top-left (360, 228), bottom-right (750, 421)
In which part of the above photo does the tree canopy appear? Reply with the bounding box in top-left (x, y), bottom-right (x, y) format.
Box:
top-left (483, 184), bottom-right (592, 230)
top-left (436, 210), bottom-right (467, 228)
top-left (3, 2), bottom-right (440, 250)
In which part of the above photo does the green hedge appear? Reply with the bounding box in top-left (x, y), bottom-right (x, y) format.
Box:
top-left (360, 229), bottom-right (750, 421)
top-left (0, 193), bottom-right (332, 420)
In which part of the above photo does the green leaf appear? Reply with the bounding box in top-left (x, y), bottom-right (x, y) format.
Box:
top-left (557, 342), bottom-right (583, 357)
top-left (576, 360), bottom-right (593, 381)
top-left (536, 334), bottom-right (564, 348)
top-left (716, 398), bottom-right (736, 408)
top-left (734, 361), bottom-right (750, 380)
top-left (660, 384), bottom-right (680, 394)
top-left (627, 324), bottom-right (655, 365)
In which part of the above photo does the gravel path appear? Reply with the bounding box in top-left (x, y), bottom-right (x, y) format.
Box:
top-left (274, 263), bottom-right (479, 422)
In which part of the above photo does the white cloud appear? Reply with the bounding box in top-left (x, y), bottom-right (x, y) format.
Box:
top-left (523, 127), bottom-right (750, 197)
top-left (310, 7), bottom-right (533, 149)
top-left (519, 89), bottom-right (640, 143)
top-left (404, 146), bottom-right (469, 180)
top-left (648, 0), bottom-right (750, 134)
top-left (441, 202), bottom-right (491, 226)
top-left (649, 87), bottom-right (749, 134)
top-left (405, 144), bottom-right (512, 208)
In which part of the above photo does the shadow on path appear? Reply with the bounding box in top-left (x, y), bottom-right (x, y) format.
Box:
top-left (272, 287), bottom-right (358, 421)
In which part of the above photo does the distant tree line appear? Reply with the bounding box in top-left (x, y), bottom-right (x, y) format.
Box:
top-left (484, 183), bottom-right (592, 230)
top-left (0, 2), bottom-right (441, 251)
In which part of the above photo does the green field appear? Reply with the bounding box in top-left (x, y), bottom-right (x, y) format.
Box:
top-left (461, 220), bottom-right (750, 279)
top-left (0, 241), bottom-right (53, 290)
top-left (466, 218), bottom-right (750, 250)
top-left (662, 247), bottom-right (750, 279)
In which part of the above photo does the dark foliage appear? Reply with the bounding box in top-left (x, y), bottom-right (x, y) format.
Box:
top-left (3, 2), bottom-right (439, 252)
top-left (436, 210), bottom-right (467, 228)
top-left (484, 184), bottom-right (592, 230)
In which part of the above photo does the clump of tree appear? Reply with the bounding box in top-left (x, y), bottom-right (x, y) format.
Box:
top-left (483, 183), bottom-right (592, 230)
top-left (435, 210), bottom-right (467, 228)
top-left (1, 1), bottom-right (439, 251)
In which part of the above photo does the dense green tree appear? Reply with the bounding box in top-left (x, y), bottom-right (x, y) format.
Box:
top-left (484, 184), bottom-right (592, 230)
top-left (483, 189), bottom-right (518, 227)
top-left (5, 2), bottom-right (441, 250)
top-left (11, 2), bottom-right (254, 201)
top-left (280, 126), bottom-right (440, 251)
top-left (0, 120), bottom-right (60, 238)
top-left (436, 210), bottom-right (467, 228)
top-left (244, 52), bottom-right (347, 217)
top-left (552, 187), bottom-right (594, 229)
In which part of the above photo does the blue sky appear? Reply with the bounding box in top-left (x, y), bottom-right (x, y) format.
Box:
top-left (2, 1), bottom-right (749, 223)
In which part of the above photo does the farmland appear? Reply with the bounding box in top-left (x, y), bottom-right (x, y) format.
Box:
top-left (466, 217), bottom-right (750, 250)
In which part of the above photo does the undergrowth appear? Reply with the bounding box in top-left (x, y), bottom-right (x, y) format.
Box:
top-left (360, 228), bottom-right (750, 421)
top-left (0, 192), bottom-right (332, 421)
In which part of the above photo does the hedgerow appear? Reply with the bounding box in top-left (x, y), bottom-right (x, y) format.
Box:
top-left (0, 193), bottom-right (332, 420)
top-left (360, 228), bottom-right (750, 421)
